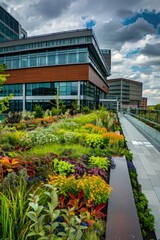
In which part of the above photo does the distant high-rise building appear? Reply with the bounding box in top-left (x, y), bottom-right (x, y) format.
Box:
top-left (140, 97), bottom-right (147, 109)
top-left (0, 5), bottom-right (27, 43)
top-left (101, 49), bottom-right (111, 74)
top-left (107, 78), bottom-right (142, 109)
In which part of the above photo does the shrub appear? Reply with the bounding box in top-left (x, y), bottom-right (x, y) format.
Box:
top-left (88, 156), bottom-right (110, 171)
top-left (51, 107), bottom-right (61, 116)
top-left (48, 174), bottom-right (112, 205)
top-left (19, 129), bottom-right (59, 147)
top-left (85, 133), bottom-right (104, 148)
top-left (102, 132), bottom-right (124, 148)
top-left (5, 111), bottom-right (22, 124)
top-left (77, 174), bottom-right (112, 205)
top-left (53, 158), bottom-right (75, 175)
top-left (27, 184), bottom-right (87, 239)
top-left (33, 104), bottom-right (44, 118)
top-left (81, 106), bottom-right (91, 114)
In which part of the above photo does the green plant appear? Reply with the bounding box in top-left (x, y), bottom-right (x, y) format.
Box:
top-left (34, 105), bottom-right (44, 118)
top-left (19, 129), bottom-right (59, 147)
top-left (70, 100), bottom-right (79, 115)
top-left (27, 184), bottom-right (61, 239)
top-left (0, 171), bottom-right (32, 240)
top-left (59, 208), bottom-right (87, 240)
top-left (120, 148), bottom-right (133, 161)
top-left (53, 158), bottom-right (75, 175)
top-left (130, 169), bottom-right (155, 237)
top-left (26, 184), bottom-right (87, 240)
top-left (88, 155), bottom-right (110, 171)
top-left (85, 133), bottom-right (104, 148)
top-left (51, 107), bottom-right (61, 116)
top-left (5, 111), bottom-right (22, 124)
top-left (0, 64), bottom-right (13, 115)
top-left (73, 112), bottom-right (97, 126)
top-left (82, 218), bottom-right (105, 240)
top-left (82, 106), bottom-right (91, 114)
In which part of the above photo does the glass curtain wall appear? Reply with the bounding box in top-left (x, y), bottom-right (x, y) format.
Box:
top-left (0, 47), bottom-right (88, 69)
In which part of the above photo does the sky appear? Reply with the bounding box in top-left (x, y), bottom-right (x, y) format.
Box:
top-left (1, 0), bottom-right (160, 105)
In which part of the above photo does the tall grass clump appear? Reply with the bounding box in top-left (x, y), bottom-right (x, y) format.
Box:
top-left (0, 170), bottom-right (32, 240)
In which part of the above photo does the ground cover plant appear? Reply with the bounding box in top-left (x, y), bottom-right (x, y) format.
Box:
top-left (0, 110), bottom-right (123, 239)
top-left (0, 109), bottom-right (154, 239)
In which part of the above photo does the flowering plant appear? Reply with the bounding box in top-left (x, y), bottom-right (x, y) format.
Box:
top-left (48, 174), bottom-right (112, 205)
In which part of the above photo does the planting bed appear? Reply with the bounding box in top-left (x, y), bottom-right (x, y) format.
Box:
top-left (0, 110), bottom-right (157, 239)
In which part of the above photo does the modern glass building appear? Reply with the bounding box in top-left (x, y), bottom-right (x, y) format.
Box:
top-left (107, 78), bottom-right (142, 110)
top-left (0, 5), bottom-right (27, 43)
top-left (0, 22), bottom-right (111, 111)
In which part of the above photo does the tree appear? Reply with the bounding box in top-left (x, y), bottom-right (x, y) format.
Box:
top-left (0, 64), bottom-right (13, 114)
top-left (155, 104), bottom-right (160, 110)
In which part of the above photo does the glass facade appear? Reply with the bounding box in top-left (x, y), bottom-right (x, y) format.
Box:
top-left (26, 100), bottom-right (51, 112)
top-left (0, 6), bottom-right (20, 42)
top-left (25, 82), bottom-right (78, 96)
top-left (107, 79), bottom-right (142, 109)
top-left (55, 82), bottom-right (78, 96)
top-left (0, 36), bottom-right (92, 53)
top-left (26, 82), bottom-right (54, 96)
top-left (0, 83), bottom-right (23, 96)
top-left (9, 100), bottom-right (23, 111)
top-left (0, 81), bottom-right (105, 111)
top-left (0, 47), bottom-right (88, 69)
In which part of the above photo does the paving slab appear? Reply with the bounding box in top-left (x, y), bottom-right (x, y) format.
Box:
top-left (119, 113), bottom-right (160, 240)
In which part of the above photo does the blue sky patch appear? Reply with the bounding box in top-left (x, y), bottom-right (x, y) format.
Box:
top-left (131, 65), bottom-right (152, 73)
top-left (82, 16), bottom-right (96, 29)
top-left (126, 48), bottom-right (141, 58)
top-left (85, 19), bottom-right (96, 29)
top-left (122, 10), bottom-right (160, 30)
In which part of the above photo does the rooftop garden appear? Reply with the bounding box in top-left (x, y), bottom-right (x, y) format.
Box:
top-left (0, 107), bottom-right (156, 240)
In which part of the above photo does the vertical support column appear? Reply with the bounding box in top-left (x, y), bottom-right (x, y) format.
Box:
top-left (120, 78), bottom-right (123, 111)
top-left (77, 81), bottom-right (81, 109)
top-left (23, 83), bottom-right (26, 111)
top-left (117, 99), bottom-right (119, 112)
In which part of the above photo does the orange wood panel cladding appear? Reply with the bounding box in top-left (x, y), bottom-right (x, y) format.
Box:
top-left (6, 64), bottom-right (109, 92)
top-left (6, 64), bottom-right (89, 84)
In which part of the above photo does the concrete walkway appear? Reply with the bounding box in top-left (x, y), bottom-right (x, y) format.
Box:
top-left (119, 113), bottom-right (160, 240)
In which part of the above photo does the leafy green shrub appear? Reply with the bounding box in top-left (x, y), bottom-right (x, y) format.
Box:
top-left (19, 129), bottom-right (59, 147)
top-left (33, 104), bottom-right (44, 118)
top-left (73, 112), bottom-right (97, 126)
top-left (82, 106), bottom-right (91, 114)
top-left (51, 107), bottom-right (61, 116)
top-left (85, 133), bottom-right (104, 148)
top-left (53, 158), bottom-right (75, 175)
top-left (21, 110), bottom-right (34, 120)
top-left (130, 169), bottom-right (155, 237)
top-left (0, 134), bottom-right (9, 144)
top-left (27, 184), bottom-right (87, 239)
top-left (5, 111), bottom-right (22, 124)
top-left (82, 219), bottom-right (106, 240)
top-left (63, 131), bottom-right (77, 143)
top-left (88, 156), bottom-right (110, 171)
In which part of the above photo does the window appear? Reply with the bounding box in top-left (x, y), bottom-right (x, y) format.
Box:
top-left (68, 53), bottom-right (76, 64)
top-left (79, 52), bottom-right (87, 62)
top-left (58, 54), bottom-right (66, 64)
top-left (39, 55), bottom-right (46, 66)
top-left (30, 56), bottom-right (37, 67)
top-left (21, 55), bottom-right (28, 68)
top-left (48, 54), bottom-right (56, 65)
